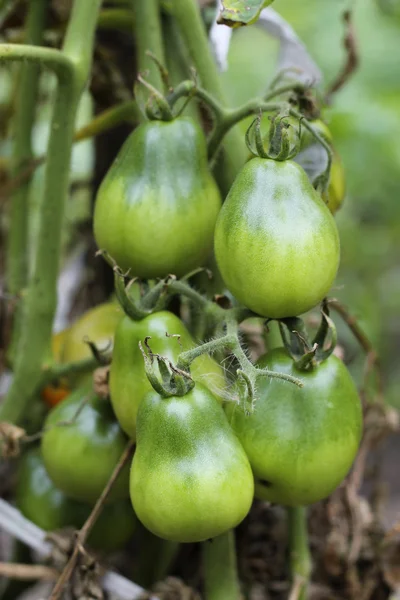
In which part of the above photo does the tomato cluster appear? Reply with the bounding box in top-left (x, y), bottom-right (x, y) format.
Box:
top-left (22, 113), bottom-right (361, 550)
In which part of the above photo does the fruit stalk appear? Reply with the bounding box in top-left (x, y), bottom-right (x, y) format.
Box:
top-left (202, 530), bottom-right (241, 600)
top-left (0, 0), bottom-right (103, 426)
top-left (132, 0), bottom-right (165, 92)
top-left (170, 0), bottom-right (247, 195)
top-left (287, 506), bottom-right (312, 600)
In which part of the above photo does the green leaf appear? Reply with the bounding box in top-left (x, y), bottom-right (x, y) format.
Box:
top-left (217, 0), bottom-right (275, 28)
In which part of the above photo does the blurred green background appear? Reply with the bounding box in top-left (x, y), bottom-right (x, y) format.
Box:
top-left (220, 0), bottom-right (400, 406)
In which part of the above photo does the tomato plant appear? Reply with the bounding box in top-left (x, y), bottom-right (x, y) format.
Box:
top-left (226, 348), bottom-right (363, 506)
top-left (93, 117), bottom-right (222, 279)
top-left (214, 158), bottom-right (340, 318)
top-left (41, 386), bottom-right (130, 504)
top-left (130, 383), bottom-right (254, 543)
top-left (16, 448), bottom-right (136, 552)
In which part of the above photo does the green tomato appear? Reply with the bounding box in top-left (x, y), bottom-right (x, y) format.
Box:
top-left (16, 448), bottom-right (135, 552)
top-left (225, 348), bottom-right (362, 506)
top-left (60, 302), bottom-right (122, 364)
top-left (110, 311), bottom-right (225, 439)
top-left (130, 383), bottom-right (254, 542)
top-left (214, 158), bottom-right (340, 318)
top-left (41, 386), bottom-right (130, 504)
top-left (93, 117), bottom-right (222, 279)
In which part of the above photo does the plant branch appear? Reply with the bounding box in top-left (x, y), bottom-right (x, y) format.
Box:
top-left (202, 530), bottom-right (240, 600)
top-left (170, 0), bottom-right (247, 195)
top-left (0, 0), bottom-right (103, 426)
top-left (327, 297), bottom-right (383, 401)
top-left (325, 10), bottom-right (359, 103)
top-left (6, 0), bottom-right (47, 298)
top-left (49, 439), bottom-right (135, 600)
top-left (287, 506), bottom-right (311, 600)
top-left (0, 563), bottom-right (59, 581)
top-left (132, 0), bottom-right (165, 91)
top-left (0, 44), bottom-right (74, 81)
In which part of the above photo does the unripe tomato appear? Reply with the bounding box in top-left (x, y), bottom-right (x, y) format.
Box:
top-left (93, 117), bottom-right (222, 279)
top-left (16, 448), bottom-right (136, 552)
top-left (41, 386), bottom-right (130, 504)
top-left (110, 311), bottom-right (225, 439)
top-left (59, 302), bottom-right (122, 364)
top-left (226, 348), bottom-right (362, 506)
top-left (214, 158), bottom-right (340, 318)
top-left (131, 384), bottom-right (254, 542)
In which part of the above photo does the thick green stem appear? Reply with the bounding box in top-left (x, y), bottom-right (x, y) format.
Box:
top-left (0, 0), bottom-right (103, 426)
top-left (202, 530), bottom-right (240, 600)
top-left (6, 0), bottom-right (47, 297)
top-left (162, 14), bottom-right (200, 123)
top-left (132, 0), bottom-right (165, 91)
top-left (287, 506), bottom-right (312, 600)
top-left (171, 0), bottom-right (246, 195)
top-left (97, 8), bottom-right (134, 32)
top-left (0, 45), bottom-right (73, 79)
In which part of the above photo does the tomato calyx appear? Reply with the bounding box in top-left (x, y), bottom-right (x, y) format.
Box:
top-left (276, 301), bottom-right (338, 372)
top-left (139, 336), bottom-right (195, 398)
top-left (246, 111), bottom-right (301, 162)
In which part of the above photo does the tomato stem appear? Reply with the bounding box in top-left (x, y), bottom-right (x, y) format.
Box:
top-left (132, 0), bottom-right (165, 93)
top-left (202, 530), bottom-right (241, 600)
top-left (170, 0), bottom-right (247, 195)
top-left (287, 506), bottom-right (312, 600)
top-left (0, 0), bottom-right (102, 427)
top-left (6, 0), bottom-right (47, 300)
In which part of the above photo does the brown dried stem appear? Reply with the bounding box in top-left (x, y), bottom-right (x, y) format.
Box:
top-left (49, 439), bottom-right (135, 600)
top-left (0, 562), bottom-right (59, 581)
top-left (325, 11), bottom-right (359, 102)
top-left (327, 297), bottom-right (383, 402)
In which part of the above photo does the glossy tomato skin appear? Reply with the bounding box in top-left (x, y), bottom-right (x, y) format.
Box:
top-left (214, 159), bottom-right (340, 318)
top-left (130, 384), bottom-right (254, 542)
top-left (226, 348), bottom-right (362, 506)
top-left (16, 448), bottom-right (135, 552)
top-left (93, 118), bottom-right (222, 279)
top-left (41, 387), bottom-right (130, 504)
top-left (109, 311), bottom-right (225, 439)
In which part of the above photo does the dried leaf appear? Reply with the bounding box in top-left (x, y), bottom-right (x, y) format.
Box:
top-left (217, 0), bottom-right (275, 28)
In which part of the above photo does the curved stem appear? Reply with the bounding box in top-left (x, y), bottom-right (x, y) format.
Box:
top-left (132, 0), bottom-right (164, 91)
top-left (0, 44), bottom-right (74, 81)
top-left (289, 107), bottom-right (333, 193)
top-left (287, 506), bottom-right (312, 600)
top-left (0, 0), bottom-right (103, 426)
top-left (74, 99), bottom-right (141, 142)
top-left (170, 0), bottom-right (247, 195)
top-left (203, 530), bottom-right (240, 600)
top-left (6, 0), bottom-right (47, 297)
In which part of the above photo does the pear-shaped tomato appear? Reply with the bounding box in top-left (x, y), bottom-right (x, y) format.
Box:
top-left (41, 386), bottom-right (130, 504)
top-left (225, 348), bottom-right (362, 506)
top-left (109, 311), bottom-right (225, 439)
top-left (16, 448), bottom-right (136, 552)
top-left (93, 117), bottom-right (222, 279)
top-left (59, 302), bottom-right (122, 364)
top-left (130, 384), bottom-right (254, 542)
top-left (214, 159), bottom-right (340, 318)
